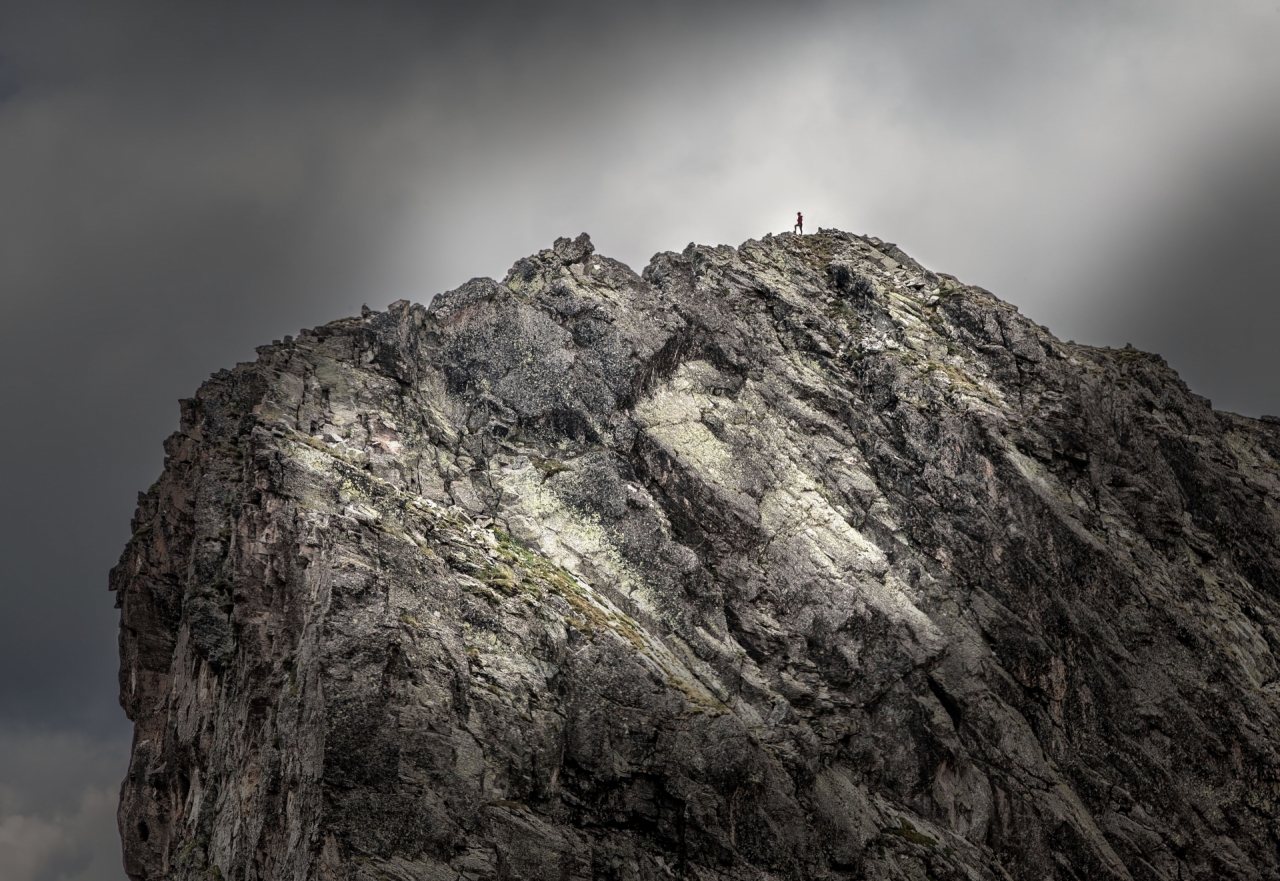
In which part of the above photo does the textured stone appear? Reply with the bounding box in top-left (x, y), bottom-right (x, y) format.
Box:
top-left (114, 230), bottom-right (1280, 880)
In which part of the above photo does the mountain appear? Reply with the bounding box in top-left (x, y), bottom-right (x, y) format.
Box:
top-left (113, 230), bottom-right (1280, 880)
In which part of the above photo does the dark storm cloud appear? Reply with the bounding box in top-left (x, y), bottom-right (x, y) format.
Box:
top-left (0, 2), bottom-right (1277, 878)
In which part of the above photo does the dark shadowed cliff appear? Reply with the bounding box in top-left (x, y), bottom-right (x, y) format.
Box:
top-left (113, 230), bottom-right (1280, 880)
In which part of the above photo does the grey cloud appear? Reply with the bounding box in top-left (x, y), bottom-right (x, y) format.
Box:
top-left (0, 728), bottom-right (128, 881)
top-left (1086, 119), bottom-right (1280, 417)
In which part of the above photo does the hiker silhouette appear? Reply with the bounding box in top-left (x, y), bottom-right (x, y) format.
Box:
top-left (794, 212), bottom-right (803, 234)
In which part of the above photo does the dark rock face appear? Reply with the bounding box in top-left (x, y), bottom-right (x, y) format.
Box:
top-left (113, 231), bottom-right (1280, 881)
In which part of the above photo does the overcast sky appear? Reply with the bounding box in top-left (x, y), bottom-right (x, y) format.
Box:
top-left (1, 2), bottom-right (1278, 878)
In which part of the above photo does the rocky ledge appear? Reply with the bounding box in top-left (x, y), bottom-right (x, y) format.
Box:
top-left (114, 230), bottom-right (1280, 880)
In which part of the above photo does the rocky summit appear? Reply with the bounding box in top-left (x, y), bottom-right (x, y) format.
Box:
top-left (113, 230), bottom-right (1280, 881)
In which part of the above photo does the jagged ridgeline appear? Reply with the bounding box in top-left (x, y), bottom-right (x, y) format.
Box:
top-left (113, 231), bottom-right (1280, 881)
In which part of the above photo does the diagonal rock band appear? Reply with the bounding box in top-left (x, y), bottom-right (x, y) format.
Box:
top-left (113, 230), bottom-right (1280, 880)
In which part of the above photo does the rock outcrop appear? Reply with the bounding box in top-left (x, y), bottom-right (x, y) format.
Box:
top-left (114, 230), bottom-right (1280, 880)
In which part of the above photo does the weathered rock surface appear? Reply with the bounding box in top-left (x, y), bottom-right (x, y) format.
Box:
top-left (114, 230), bottom-right (1280, 880)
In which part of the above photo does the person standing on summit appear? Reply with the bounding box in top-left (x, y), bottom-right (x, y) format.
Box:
top-left (794, 211), bottom-right (803, 234)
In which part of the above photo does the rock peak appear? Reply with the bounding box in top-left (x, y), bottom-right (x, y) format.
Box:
top-left (114, 231), bottom-right (1280, 880)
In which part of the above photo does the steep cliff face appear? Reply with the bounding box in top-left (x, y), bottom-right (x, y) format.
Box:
top-left (113, 230), bottom-right (1280, 881)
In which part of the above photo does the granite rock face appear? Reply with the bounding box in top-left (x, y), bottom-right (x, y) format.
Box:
top-left (114, 231), bottom-right (1280, 880)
